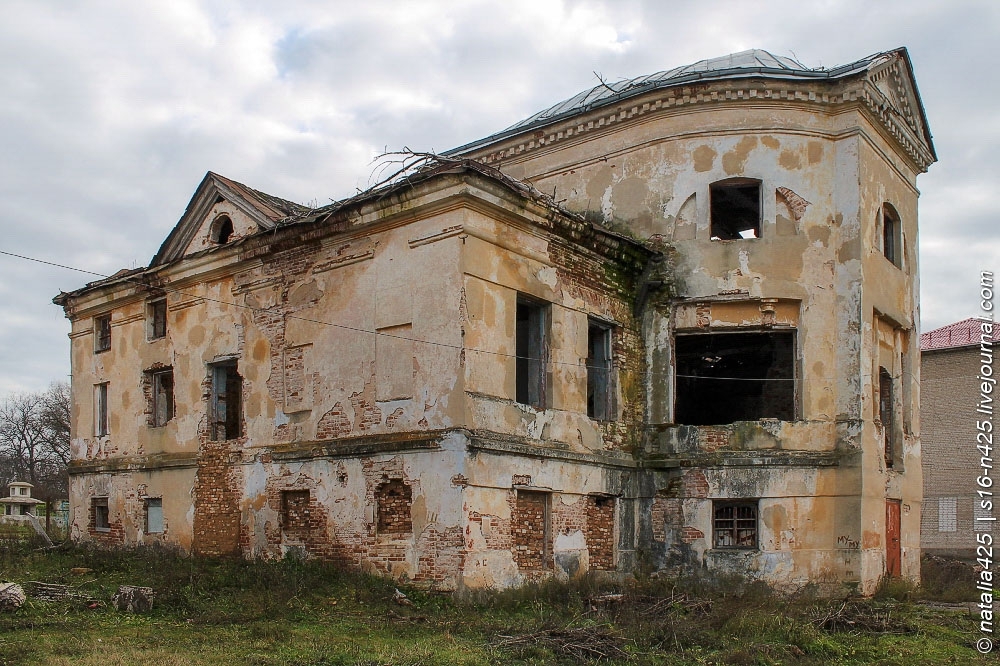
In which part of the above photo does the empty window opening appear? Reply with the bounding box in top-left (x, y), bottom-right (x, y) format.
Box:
top-left (514, 490), bottom-right (550, 570)
top-left (212, 215), bottom-right (234, 244)
top-left (375, 480), bottom-right (412, 534)
top-left (281, 490), bottom-right (311, 537)
top-left (94, 314), bottom-right (111, 353)
top-left (94, 382), bottom-right (109, 437)
top-left (92, 497), bottom-right (110, 532)
top-left (938, 497), bottom-right (957, 533)
top-left (587, 321), bottom-right (613, 420)
top-left (711, 180), bottom-right (761, 240)
top-left (879, 366), bottom-right (896, 468)
top-left (674, 331), bottom-right (796, 425)
top-left (210, 362), bottom-right (243, 441)
top-left (882, 203), bottom-right (901, 267)
top-left (151, 369), bottom-right (174, 427)
top-left (145, 498), bottom-right (163, 534)
top-left (516, 297), bottom-right (548, 409)
top-left (714, 501), bottom-right (758, 549)
top-left (148, 299), bottom-right (167, 340)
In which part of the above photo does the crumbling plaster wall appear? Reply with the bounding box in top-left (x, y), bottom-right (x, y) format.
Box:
top-left (467, 94), bottom-right (921, 589)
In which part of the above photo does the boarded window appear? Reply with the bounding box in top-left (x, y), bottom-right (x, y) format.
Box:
top-left (516, 297), bottom-right (548, 409)
top-left (376, 480), bottom-right (412, 535)
top-left (151, 369), bottom-right (174, 427)
top-left (148, 299), bottom-right (167, 339)
top-left (210, 362), bottom-right (242, 441)
top-left (711, 180), bottom-right (761, 240)
top-left (674, 331), bottom-right (796, 425)
top-left (879, 367), bottom-right (895, 467)
top-left (513, 490), bottom-right (550, 570)
top-left (94, 314), bottom-right (111, 353)
top-left (937, 497), bottom-right (957, 532)
top-left (882, 203), bottom-right (901, 267)
top-left (587, 321), bottom-right (613, 420)
top-left (281, 490), bottom-right (311, 538)
top-left (145, 498), bottom-right (163, 533)
top-left (92, 497), bottom-right (109, 531)
top-left (94, 383), bottom-right (109, 437)
top-left (714, 501), bottom-right (757, 548)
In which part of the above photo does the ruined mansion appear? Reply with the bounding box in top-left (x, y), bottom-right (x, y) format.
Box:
top-left (54, 48), bottom-right (935, 594)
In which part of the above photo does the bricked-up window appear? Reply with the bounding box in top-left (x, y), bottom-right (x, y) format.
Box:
top-left (882, 203), bottom-right (901, 267)
top-left (92, 497), bottom-right (110, 532)
top-left (212, 215), bottom-right (234, 244)
top-left (879, 366), bottom-right (896, 468)
top-left (147, 299), bottom-right (167, 340)
top-left (711, 179), bottom-right (761, 240)
top-left (713, 501), bottom-right (757, 549)
top-left (145, 498), bottom-right (163, 533)
top-left (516, 297), bottom-right (549, 409)
top-left (513, 490), bottom-right (550, 570)
top-left (586, 495), bottom-right (615, 570)
top-left (94, 382), bottom-right (109, 437)
top-left (281, 490), bottom-right (311, 535)
top-left (938, 497), bottom-right (957, 532)
top-left (587, 320), bottom-right (613, 420)
top-left (675, 331), bottom-right (796, 425)
top-left (151, 369), bottom-right (174, 427)
top-left (375, 480), bottom-right (412, 535)
top-left (210, 362), bottom-right (242, 441)
top-left (94, 314), bottom-right (111, 353)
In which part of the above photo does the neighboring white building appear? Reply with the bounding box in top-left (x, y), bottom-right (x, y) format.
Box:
top-left (0, 482), bottom-right (45, 517)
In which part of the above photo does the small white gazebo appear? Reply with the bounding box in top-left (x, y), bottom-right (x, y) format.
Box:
top-left (0, 482), bottom-right (45, 516)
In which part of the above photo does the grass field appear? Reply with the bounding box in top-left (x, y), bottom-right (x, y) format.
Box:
top-left (0, 537), bottom-right (989, 665)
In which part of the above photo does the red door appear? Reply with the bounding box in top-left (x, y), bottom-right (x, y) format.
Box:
top-left (886, 500), bottom-right (901, 577)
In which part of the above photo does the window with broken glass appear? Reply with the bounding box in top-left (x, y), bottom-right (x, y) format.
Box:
top-left (150, 369), bottom-right (174, 427)
top-left (674, 330), bottom-right (796, 425)
top-left (210, 362), bottom-right (242, 440)
top-left (147, 299), bottom-right (167, 339)
top-left (587, 320), bottom-right (613, 420)
top-left (516, 297), bottom-right (549, 409)
top-left (713, 501), bottom-right (758, 548)
top-left (94, 314), bottom-right (111, 353)
top-left (92, 497), bottom-right (110, 531)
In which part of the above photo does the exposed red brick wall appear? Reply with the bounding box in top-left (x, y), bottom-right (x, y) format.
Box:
top-left (192, 437), bottom-right (242, 556)
top-left (586, 496), bottom-right (615, 570)
top-left (513, 490), bottom-right (549, 570)
top-left (376, 480), bottom-right (412, 534)
top-left (316, 402), bottom-right (352, 439)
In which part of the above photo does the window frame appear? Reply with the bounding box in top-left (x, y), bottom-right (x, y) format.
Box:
top-left (210, 361), bottom-right (242, 441)
top-left (145, 497), bottom-right (164, 534)
top-left (881, 203), bottom-right (902, 268)
top-left (713, 500), bottom-right (759, 549)
top-left (150, 368), bottom-right (174, 427)
top-left (94, 314), bottom-right (111, 353)
top-left (92, 497), bottom-right (110, 532)
top-left (147, 299), bottom-right (167, 340)
top-left (586, 319), bottom-right (614, 420)
top-left (515, 296), bottom-right (550, 410)
top-left (94, 382), bottom-right (109, 437)
top-left (710, 178), bottom-right (762, 240)
top-left (879, 366), bottom-right (897, 468)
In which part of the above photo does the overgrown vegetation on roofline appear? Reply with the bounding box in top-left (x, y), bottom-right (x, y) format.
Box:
top-left (0, 538), bottom-right (982, 665)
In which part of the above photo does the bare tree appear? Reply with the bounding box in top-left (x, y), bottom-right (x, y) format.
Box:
top-left (0, 383), bottom-right (70, 500)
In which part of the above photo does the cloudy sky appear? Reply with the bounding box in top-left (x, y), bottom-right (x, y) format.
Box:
top-left (0, 0), bottom-right (997, 395)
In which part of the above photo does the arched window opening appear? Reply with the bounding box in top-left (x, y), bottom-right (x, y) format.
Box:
top-left (211, 215), bottom-right (234, 244)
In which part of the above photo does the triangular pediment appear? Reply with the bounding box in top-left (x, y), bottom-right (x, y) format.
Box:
top-left (864, 49), bottom-right (937, 168)
top-left (151, 172), bottom-right (308, 266)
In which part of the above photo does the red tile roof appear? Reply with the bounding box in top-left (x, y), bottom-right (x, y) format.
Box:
top-left (921, 317), bottom-right (1000, 351)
